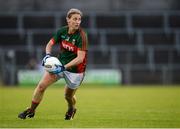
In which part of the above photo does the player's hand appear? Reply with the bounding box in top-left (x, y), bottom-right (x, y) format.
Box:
top-left (42, 53), bottom-right (51, 66)
top-left (50, 65), bottom-right (65, 74)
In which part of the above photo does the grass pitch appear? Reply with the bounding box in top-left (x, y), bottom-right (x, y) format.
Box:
top-left (0, 84), bottom-right (180, 128)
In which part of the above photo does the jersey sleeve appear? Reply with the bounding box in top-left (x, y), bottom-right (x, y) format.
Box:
top-left (51, 29), bottom-right (62, 45)
top-left (77, 29), bottom-right (88, 51)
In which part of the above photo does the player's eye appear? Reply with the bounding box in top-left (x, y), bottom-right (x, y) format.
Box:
top-left (73, 17), bottom-right (81, 21)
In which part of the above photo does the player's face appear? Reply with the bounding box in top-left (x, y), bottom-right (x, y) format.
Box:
top-left (67, 14), bottom-right (81, 31)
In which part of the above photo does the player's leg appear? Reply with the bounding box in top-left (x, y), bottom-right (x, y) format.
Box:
top-left (63, 71), bottom-right (85, 120)
top-left (30, 72), bottom-right (58, 110)
top-left (18, 72), bottom-right (58, 119)
top-left (64, 86), bottom-right (77, 120)
top-left (65, 86), bottom-right (77, 110)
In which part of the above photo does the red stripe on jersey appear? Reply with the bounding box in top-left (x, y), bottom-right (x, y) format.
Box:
top-left (50, 38), bottom-right (55, 45)
top-left (76, 29), bottom-right (88, 73)
top-left (80, 29), bottom-right (87, 51)
top-left (77, 54), bottom-right (87, 73)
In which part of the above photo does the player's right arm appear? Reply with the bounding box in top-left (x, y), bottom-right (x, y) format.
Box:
top-left (45, 39), bottom-right (55, 54)
top-left (45, 28), bottom-right (61, 54)
top-left (42, 38), bottom-right (56, 66)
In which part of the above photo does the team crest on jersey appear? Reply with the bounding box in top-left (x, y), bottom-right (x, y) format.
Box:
top-left (72, 39), bottom-right (76, 45)
top-left (66, 36), bottom-right (70, 41)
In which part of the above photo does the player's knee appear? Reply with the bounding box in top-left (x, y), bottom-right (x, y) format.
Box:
top-left (65, 94), bottom-right (73, 101)
top-left (37, 84), bottom-right (46, 93)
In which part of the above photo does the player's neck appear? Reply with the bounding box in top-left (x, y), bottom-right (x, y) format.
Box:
top-left (68, 28), bottom-right (78, 34)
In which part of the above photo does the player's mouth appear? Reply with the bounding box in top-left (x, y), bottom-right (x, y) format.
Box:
top-left (75, 25), bottom-right (79, 27)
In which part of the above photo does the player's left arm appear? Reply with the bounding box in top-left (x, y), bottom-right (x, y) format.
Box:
top-left (64, 29), bottom-right (88, 70)
top-left (64, 50), bottom-right (86, 70)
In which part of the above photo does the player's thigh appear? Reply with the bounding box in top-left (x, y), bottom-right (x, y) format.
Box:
top-left (38, 71), bottom-right (58, 88)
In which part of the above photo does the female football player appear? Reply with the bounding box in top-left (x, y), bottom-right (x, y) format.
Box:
top-left (18, 8), bottom-right (88, 120)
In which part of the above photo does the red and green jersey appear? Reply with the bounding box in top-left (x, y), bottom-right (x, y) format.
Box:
top-left (51, 26), bottom-right (88, 73)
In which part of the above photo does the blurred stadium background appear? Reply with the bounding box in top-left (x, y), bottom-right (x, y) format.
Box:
top-left (0, 0), bottom-right (180, 86)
